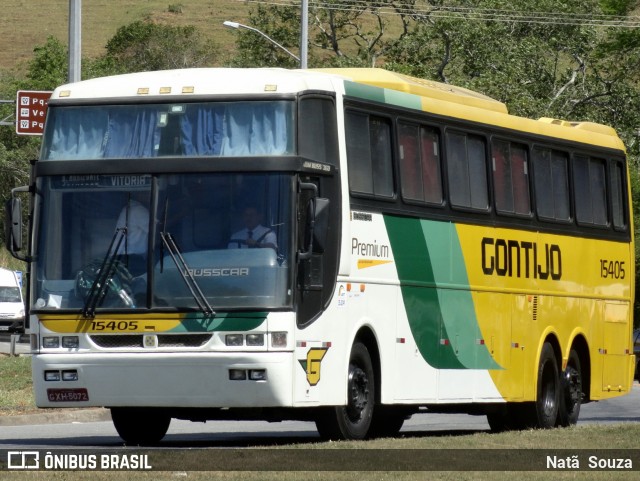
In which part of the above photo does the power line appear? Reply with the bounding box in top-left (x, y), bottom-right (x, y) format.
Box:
top-left (245, 0), bottom-right (640, 28)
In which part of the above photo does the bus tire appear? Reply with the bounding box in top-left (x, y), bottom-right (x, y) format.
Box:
top-left (110, 407), bottom-right (171, 445)
top-left (315, 342), bottom-right (375, 440)
top-left (558, 349), bottom-right (582, 427)
top-left (369, 406), bottom-right (406, 438)
top-left (530, 342), bottom-right (560, 428)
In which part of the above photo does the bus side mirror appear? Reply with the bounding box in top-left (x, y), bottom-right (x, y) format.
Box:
top-left (5, 186), bottom-right (29, 261)
top-left (5, 197), bottom-right (22, 253)
top-left (298, 181), bottom-right (329, 261)
top-left (312, 197), bottom-right (329, 254)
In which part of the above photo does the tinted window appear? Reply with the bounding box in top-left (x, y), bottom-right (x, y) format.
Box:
top-left (574, 155), bottom-right (607, 226)
top-left (532, 148), bottom-right (570, 222)
top-left (492, 140), bottom-right (530, 216)
top-left (446, 132), bottom-right (488, 210)
top-left (611, 161), bottom-right (627, 230)
top-left (346, 111), bottom-right (394, 198)
top-left (398, 122), bottom-right (442, 204)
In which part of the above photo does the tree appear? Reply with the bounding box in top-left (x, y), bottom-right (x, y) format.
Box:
top-left (99, 20), bottom-right (219, 74)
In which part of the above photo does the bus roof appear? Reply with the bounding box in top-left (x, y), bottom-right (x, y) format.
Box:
top-left (50, 67), bottom-right (625, 153)
top-left (317, 68), bottom-right (624, 152)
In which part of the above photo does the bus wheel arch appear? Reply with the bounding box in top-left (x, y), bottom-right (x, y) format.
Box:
top-left (315, 327), bottom-right (380, 440)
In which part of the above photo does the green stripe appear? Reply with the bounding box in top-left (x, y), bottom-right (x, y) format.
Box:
top-left (171, 312), bottom-right (267, 333)
top-left (385, 215), bottom-right (501, 370)
top-left (344, 81), bottom-right (422, 111)
top-left (344, 81), bottom-right (385, 103)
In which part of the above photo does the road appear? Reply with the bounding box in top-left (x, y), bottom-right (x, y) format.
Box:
top-left (0, 385), bottom-right (638, 449)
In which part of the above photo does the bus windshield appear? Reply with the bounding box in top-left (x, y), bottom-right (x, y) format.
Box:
top-left (33, 173), bottom-right (293, 312)
top-left (41, 101), bottom-right (295, 160)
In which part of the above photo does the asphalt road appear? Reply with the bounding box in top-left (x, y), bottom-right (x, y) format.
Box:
top-left (0, 385), bottom-right (638, 449)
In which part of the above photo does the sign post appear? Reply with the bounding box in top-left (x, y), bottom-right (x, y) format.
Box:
top-left (15, 90), bottom-right (52, 136)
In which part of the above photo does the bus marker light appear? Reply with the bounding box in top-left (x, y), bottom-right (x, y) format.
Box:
top-left (43, 337), bottom-right (60, 349)
top-left (137, 88), bottom-right (149, 95)
top-left (249, 370), bottom-right (267, 381)
top-left (246, 334), bottom-right (264, 346)
top-left (45, 370), bottom-right (61, 382)
top-left (297, 341), bottom-right (307, 348)
top-left (476, 339), bottom-right (485, 345)
top-left (271, 332), bottom-right (287, 348)
top-left (440, 339), bottom-right (449, 345)
top-left (62, 370), bottom-right (78, 381)
top-left (144, 335), bottom-right (158, 348)
top-left (159, 87), bottom-right (172, 94)
top-left (226, 334), bottom-right (244, 346)
top-left (229, 369), bottom-right (246, 381)
top-left (182, 86), bottom-right (195, 94)
top-left (62, 336), bottom-right (79, 348)
top-left (396, 338), bottom-right (406, 344)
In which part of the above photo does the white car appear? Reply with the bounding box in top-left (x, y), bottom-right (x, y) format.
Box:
top-left (0, 268), bottom-right (24, 332)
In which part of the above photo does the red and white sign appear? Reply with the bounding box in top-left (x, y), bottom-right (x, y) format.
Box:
top-left (16, 90), bottom-right (52, 136)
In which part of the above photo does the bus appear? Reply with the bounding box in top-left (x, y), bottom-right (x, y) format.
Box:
top-left (5, 67), bottom-right (635, 443)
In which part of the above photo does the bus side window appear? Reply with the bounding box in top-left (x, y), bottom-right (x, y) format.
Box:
top-left (492, 139), bottom-right (530, 216)
top-left (446, 132), bottom-right (488, 210)
top-left (574, 155), bottom-right (608, 227)
top-left (611, 161), bottom-right (627, 230)
top-left (398, 122), bottom-right (423, 201)
top-left (421, 127), bottom-right (442, 204)
top-left (346, 111), bottom-right (394, 198)
top-left (399, 122), bottom-right (442, 205)
top-left (533, 147), bottom-right (570, 222)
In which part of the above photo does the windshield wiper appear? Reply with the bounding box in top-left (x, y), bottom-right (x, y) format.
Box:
top-left (160, 231), bottom-right (215, 317)
top-left (82, 227), bottom-right (134, 318)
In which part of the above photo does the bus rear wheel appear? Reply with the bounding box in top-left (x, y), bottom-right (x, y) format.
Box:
top-left (558, 349), bottom-right (582, 427)
top-left (315, 342), bottom-right (375, 440)
top-left (110, 407), bottom-right (171, 445)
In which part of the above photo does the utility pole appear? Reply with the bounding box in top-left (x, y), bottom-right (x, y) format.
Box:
top-left (300, 0), bottom-right (308, 69)
top-left (69, 0), bottom-right (81, 83)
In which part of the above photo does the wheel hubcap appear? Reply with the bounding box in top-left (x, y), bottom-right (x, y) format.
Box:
top-left (346, 364), bottom-right (369, 421)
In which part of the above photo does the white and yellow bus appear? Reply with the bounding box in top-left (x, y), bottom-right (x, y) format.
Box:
top-left (6, 67), bottom-right (635, 443)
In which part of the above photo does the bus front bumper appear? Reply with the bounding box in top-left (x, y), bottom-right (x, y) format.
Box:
top-left (32, 351), bottom-right (294, 408)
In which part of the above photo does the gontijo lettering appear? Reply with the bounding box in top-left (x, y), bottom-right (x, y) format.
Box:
top-left (481, 237), bottom-right (562, 280)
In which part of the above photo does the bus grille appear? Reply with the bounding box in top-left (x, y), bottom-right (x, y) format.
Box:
top-left (89, 334), bottom-right (212, 349)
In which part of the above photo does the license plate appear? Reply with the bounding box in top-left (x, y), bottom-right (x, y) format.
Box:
top-left (47, 388), bottom-right (89, 402)
top-left (0, 325), bottom-right (9, 331)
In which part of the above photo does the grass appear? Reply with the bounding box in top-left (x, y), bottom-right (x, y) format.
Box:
top-left (1, 353), bottom-right (639, 479)
top-left (0, 0), bottom-right (249, 72)
top-left (0, 426), bottom-right (640, 480)
top-left (0, 354), bottom-right (33, 415)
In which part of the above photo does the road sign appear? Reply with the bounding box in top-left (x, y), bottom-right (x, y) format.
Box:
top-left (16, 90), bottom-right (52, 136)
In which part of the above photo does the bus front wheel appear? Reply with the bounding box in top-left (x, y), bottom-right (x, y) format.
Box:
top-left (529, 342), bottom-right (560, 428)
top-left (315, 342), bottom-right (375, 440)
top-left (110, 407), bottom-right (171, 445)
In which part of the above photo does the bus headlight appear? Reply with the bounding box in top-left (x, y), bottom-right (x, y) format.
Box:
top-left (271, 332), bottom-right (287, 348)
top-left (246, 333), bottom-right (264, 346)
top-left (225, 334), bottom-right (243, 346)
top-left (43, 337), bottom-right (60, 349)
top-left (62, 336), bottom-right (79, 349)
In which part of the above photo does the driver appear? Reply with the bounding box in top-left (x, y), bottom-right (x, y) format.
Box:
top-left (228, 206), bottom-right (277, 250)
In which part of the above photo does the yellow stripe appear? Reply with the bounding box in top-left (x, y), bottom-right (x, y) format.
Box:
top-left (357, 259), bottom-right (393, 269)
